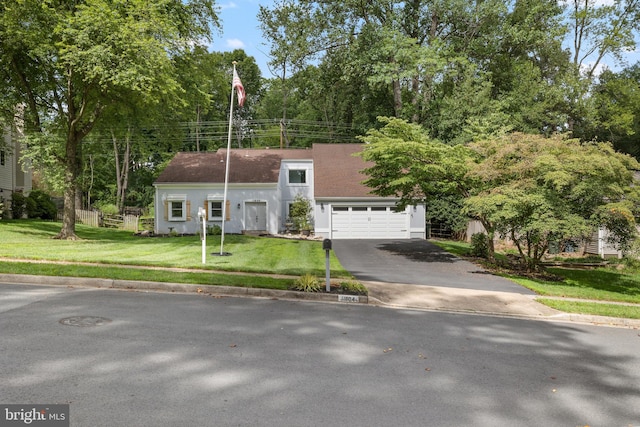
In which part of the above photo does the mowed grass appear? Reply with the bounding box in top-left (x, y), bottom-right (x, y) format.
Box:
top-left (536, 299), bottom-right (640, 319)
top-left (0, 220), bottom-right (350, 278)
top-left (509, 268), bottom-right (640, 304)
top-left (0, 260), bottom-right (294, 289)
top-left (431, 239), bottom-right (640, 318)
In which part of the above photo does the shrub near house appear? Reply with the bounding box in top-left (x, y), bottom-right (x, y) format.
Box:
top-left (26, 190), bottom-right (57, 220)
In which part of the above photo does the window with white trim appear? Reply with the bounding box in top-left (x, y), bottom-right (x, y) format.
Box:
top-left (166, 194), bottom-right (187, 221)
top-left (208, 200), bottom-right (223, 220)
top-left (288, 169), bottom-right (307, 184)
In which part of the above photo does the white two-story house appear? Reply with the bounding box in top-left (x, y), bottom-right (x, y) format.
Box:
top-left (153, 144), bottom-right (426, 239)
top-left (1, 120), bottom-right (32, 215)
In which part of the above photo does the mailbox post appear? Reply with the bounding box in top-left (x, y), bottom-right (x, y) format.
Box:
top-left (198, 207), bottom-right (206, 264)
top-left (323, 239), bottom-right (332, 292)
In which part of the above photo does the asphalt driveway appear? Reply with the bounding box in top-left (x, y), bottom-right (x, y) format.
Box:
top-left (332, 239), bottom-right (535, 295)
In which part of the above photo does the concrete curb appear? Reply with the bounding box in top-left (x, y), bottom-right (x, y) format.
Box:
top-left (361, 280), bottom-right (640, 329)
top-left (0, 274), bottom-right (368, 305)
top-left (2, 273), bottom-right (639, 328)
top-left (366, 292), bottom-right (640, 328)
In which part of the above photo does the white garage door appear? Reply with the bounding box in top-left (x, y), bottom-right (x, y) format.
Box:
top-left (331, 206), bottom-right (408, 239)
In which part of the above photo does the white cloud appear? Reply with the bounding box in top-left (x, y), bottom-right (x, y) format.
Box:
top-left (226, 38), bottom-right (246, 49)
top-left (581, 60), bottom-right (610, 77)
top-left (219, 2), bottom-right (238, 10)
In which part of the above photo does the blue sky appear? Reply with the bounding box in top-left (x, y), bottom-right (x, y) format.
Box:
top-left (210, 0), bottom-right (274, 77)
top-left (210, 0), bottom-right (639, 79)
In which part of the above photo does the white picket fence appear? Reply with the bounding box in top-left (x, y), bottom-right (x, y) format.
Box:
top-left (75, 209), bottom-right (100, 227)
top-left (74, 209), bottom-right (141, 232)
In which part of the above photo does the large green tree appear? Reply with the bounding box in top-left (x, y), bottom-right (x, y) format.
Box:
top-left (257, 0), bottom-right (568, 136)
top-left (360, 118), bottom-right (640, 271)
top-left (0, 0), bottom-right (218, 238)
top-left (587, 64), bottom-right (640, 158)
top-left (466, 133), bottom-right (640, 270)
top-left (564, 0), bottom-right (640, 135)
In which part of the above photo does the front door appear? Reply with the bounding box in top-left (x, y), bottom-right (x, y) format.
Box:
top-left (245, 202), bottom-right (267, 231)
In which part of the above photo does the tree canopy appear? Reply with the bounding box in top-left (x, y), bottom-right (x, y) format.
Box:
top-left (360, 118), bottom-right (640, 270)
top-left (0, 0), bottom-right (219, 238)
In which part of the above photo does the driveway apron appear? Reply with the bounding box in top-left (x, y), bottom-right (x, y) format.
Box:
top-left (332, 239), bottom-right (535, 295)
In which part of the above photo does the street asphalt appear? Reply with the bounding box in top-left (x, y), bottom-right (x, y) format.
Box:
top-left (4, 283), bottom-right (640, 426)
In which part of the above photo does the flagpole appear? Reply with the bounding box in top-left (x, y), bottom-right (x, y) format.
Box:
top-left (219, 61), bottom-right (237, 256)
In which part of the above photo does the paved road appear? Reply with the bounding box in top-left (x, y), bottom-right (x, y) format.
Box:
top-left (2, 283), bottom-right (640, 426)
top-left (333, 239), bottom-right (535, 294)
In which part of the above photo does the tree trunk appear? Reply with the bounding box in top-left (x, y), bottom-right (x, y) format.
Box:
top-left (120, 135), bottom-right (130, 213)
top-left (74, 180), bottom-right (82, 211)
top-left (112, 128), bottom-right (131, 214)
top-left (411, 75), bottom-right (420, 123)
top-left (392, 78), bottom-right (402, 118)
top-left (87, 154), bottom-right (94, 209)
top-left (56, 132), bottom-right (80, 240)
top-left (480, 219), bottom-right (496, 262)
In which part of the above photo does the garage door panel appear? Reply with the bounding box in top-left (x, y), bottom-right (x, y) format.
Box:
top-left (331, 206), bottom-right (408, 239)
top-left (331, 209), bottom-right (352, 238)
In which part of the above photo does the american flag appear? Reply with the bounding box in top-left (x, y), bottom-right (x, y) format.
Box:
top-left (233, 68), bottom-right (246, 107)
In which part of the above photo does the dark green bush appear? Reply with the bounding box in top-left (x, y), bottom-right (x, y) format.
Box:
top-left (208, 225), bottom-right (222, 235)
top-left (470, 232), bottom-right (489, 258)
top-left (10, 191), bottom-right (26, 219)
top-left (26, 190), bottom-right (57, 220)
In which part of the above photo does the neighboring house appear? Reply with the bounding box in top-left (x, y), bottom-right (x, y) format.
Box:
top-left (153, 143), bottom-right (426, 239)
top-left (585, 228), bottom-right (624, 259)
top-left (0, 120), bottom-right (32, 216)
top-left (467, 220), bottom-right (625, 259)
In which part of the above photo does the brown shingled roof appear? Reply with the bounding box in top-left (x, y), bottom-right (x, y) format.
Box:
top-left (312, 144), bottom-right (374, 198)
top-left (155, 148), bottom-right (312, 184)
top-left (154, 144), bottom-right (374, 198)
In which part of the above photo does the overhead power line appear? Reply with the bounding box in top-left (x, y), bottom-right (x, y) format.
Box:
top-left (82, 119), bottom-right (360, 148)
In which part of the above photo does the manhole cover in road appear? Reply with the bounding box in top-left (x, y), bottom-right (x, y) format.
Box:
top-left (59, 316), bottom-right (112, 327)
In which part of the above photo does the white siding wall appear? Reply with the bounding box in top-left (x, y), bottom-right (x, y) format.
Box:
top-left (1, 125), bottom-right (32, 214)
top-left (279, 159), bottom-right (314, 230)
top-left (0, 128), bottom-right (12, 193)
top-left (409, 204), bottom-right (426, 238)
top-left (585, 228), bottom-right (623, 259)
top-left (154, 184), bottom-right (280, 235)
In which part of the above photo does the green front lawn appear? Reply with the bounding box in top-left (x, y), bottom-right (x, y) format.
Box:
top-left (4, 221), bottom-right (640, 319)
top-left (0, 220), bottom-right (350, 277)
top-left (508, 268), bottom-right (640, 304)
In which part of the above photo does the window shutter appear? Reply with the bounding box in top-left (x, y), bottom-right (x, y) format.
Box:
top-left (163, 201), bottom-right (168, 221)
top-left (186, 201), bottom-right (192, 221)
top-left (204, 201), bottom-right (208, 220)
top-left (225, 200), bottom-right (231, 221)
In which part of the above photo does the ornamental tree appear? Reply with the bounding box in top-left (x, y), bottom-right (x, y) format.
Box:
top-left (466, 133), bottom-right (640, 270)
top-left (360, 118), bottom-right (640, 271)
top-left (357, 118), bottom-right (496, 254)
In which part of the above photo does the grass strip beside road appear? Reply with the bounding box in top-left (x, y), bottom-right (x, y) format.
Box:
top-left (432, 239), bottom-right (640, 319)
top-left (537, 298), bottom-right (640, 319)
top-left (0, 260), bottom-right (294, 290)
top-left (507, 268), bottom-right (640, 304)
